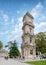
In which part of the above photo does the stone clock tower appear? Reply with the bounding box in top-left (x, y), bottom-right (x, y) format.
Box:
top-left (21, 12), bottom-right (36, 59)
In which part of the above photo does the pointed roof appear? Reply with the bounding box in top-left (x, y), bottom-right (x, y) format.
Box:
top-left (23, 12), bottom-right (34, 21)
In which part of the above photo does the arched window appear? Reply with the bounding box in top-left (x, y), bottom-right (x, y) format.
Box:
top-left (30, 28), bottom-right (31, 32)
top-left (30, 49), bottom-right (33, 54)
top-left (30, 37), bottom-right (32, 43)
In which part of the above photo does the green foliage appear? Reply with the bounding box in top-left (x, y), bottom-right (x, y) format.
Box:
top-left (35, 32), bottom-right (46, 54)
top-left (8, 40), bottom-right (20, 58)
top-left (0, 41), bottom-right (3, 50)
top-left (27, 60), bottom-right (46, 65)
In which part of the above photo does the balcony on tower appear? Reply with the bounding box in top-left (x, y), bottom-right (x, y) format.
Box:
top-left (22, 34), bottom-right (35, 45)
top-left (22, 25), bottom-right (34, 35)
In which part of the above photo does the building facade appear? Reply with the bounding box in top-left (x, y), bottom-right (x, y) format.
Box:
top-left (21, 12), bottom-right (36, 59)
top-left (0, 49), bottom-right (8, 57)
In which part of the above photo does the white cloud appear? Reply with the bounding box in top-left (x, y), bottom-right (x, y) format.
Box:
top-left (18, 17), bottom-right (23, 22)
top-left (31, 2), bottom-right (43, 18)
top-left (7, 17), bottom-right (23, 42)
top-left (0, 10), bottom-right (9, 25)
top-left (7, 34), bottom-right (18, 41)
top-left (0, 31), bottom-right (9, 35)
top-left (3, 14), bottom-right (9, 22)
top-left (30, 2), bottom-right (46, 34)
top-left (35, 22), bottom-right (46, 28)
top-left (34, 22), bottom-right (46, 34)
top-left (11, 27), bottom-right (18, 35)
top-left (38, 15), bottom-right (45, 21)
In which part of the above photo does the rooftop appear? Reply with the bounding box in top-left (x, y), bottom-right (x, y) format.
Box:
top-left (23, 12), bottom-right (34, 21)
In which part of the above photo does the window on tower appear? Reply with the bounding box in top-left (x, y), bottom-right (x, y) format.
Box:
top-left (30, 49), bottom-right (33, 54)
top-left (30, 37), bottom-right (32, 43)
top-left (30, 28), bottom-right (32, 32)
top-left (30, 28), bottom-right (31, 32)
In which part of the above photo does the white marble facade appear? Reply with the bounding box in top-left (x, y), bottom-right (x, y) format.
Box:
top-left (21, 12), bottom-right (36, 59)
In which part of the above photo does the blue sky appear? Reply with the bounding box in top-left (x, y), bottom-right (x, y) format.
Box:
top-left (0, 0), bottom-right (46, 50)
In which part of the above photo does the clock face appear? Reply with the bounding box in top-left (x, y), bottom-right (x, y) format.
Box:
top-left (24, 19), bottom-right (32, 23)
top-left (27, 16), bottom-right (32, 22)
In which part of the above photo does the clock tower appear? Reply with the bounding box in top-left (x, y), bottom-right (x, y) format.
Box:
top-left (21, 12), bottom-right (36, 59)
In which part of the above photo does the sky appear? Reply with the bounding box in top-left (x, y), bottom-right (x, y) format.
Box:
top-left (0, 0), bottom-right (46, 50)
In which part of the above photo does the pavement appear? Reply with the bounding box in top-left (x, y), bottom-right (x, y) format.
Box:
top-left (0, 57), bottom-right (29, 65)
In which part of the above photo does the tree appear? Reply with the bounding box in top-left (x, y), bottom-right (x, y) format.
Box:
top-left (35, 32), bottom-right (46, 54)
top-left (8, 40), bottom-right (20, 58)
top-left (0, 41), bottom-right (3, 50)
